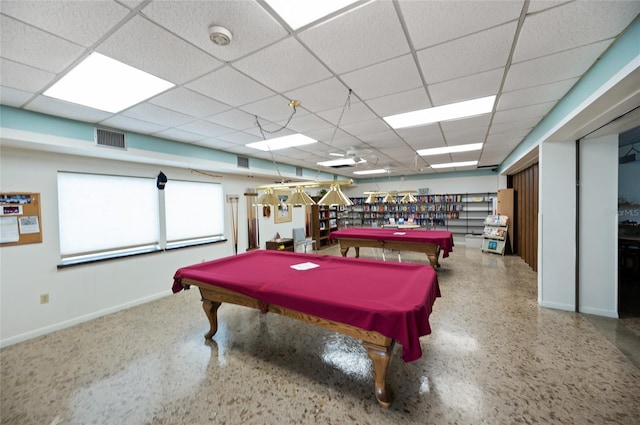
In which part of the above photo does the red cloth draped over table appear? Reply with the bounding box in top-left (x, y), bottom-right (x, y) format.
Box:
top-left (329, 227), bottom-right (454, 257)
top-left (173, 250), bottom-right (440, 362)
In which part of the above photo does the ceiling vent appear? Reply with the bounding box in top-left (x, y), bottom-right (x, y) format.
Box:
top-left (237, 156), bottom-right (249, 168)
top-left (95, 128), bottom-right (126, 149)
top-left (296, 166), bottom-right (303, 176)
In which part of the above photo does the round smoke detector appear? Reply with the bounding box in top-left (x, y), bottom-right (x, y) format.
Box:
top-left (209, 25), bottom-right (232, 46)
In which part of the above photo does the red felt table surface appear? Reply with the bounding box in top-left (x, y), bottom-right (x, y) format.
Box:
top-left (173, 250), bottom-right (440, 362)
top-left (330, 227), bottom-right (454, 257)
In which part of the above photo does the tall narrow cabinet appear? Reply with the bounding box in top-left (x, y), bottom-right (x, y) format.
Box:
top-left (497, 189), bottom-right (514, 253)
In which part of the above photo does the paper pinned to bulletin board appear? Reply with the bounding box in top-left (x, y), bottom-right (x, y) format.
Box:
top-left (0, 193), bottom-right (43, 246)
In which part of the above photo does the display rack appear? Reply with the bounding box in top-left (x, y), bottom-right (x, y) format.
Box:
top-left (481, 215), bottom-right (509, 255)
top-left (346, 192), bottom-right (495, 238)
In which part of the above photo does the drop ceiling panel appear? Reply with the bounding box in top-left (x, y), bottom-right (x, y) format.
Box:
top-left (234, 38), bottom-right (332, 93)
top-left (366, 88), bottom-right (432, 117)
top-left (1, 0), bottom-right (130, 47)
top-left (489, 119), bottom-right (539, 137)
top-left (503, 39), bottom-right (614, 92)
top-left (429, 68), bottom-right (504, 106)
top-left (498, 78), bottom-right (579, 111)
top-left (185, 66), bottom-right (274, 107)
top-left (0, 86), bottom-right (33, 107)
top-left (513, 1), bottom-right (640, 63)
top-left (340, 54), bottom-right (423, 101)
top-left (25, 95), bottom-right (113, 123)
top-left (283, 113), bottom-right (333, 134)
top-left (527, 1), bottom-right (572, 14)
top-left (121, 103), bottom-right (194, 127)
top-left (99, 115), bottom-right (167, 134)
top-left (492, 101), bottom-right (556, 125)
top-left (153, 128), bottom-right (204, 143)
top-left (0, 15), bottom-right (84, 73)
top-left (400, 0), bottom-right (523, 49)
top-left (96, 16), bottom-right (222, 85)
top-left (141, 0), bottom-right (287, 63)
top-left (206, 109), bottom-right (259, 132)
top-left (0, 59), bottom-right (55, 93)
top-left (341, 119), bottom-right (391, 138)
top-left (149, 88), bottom-right (231, 119)
top-left (177, 120), bottom-right (235, 138)
top-left (284, 78), bottom-right (352, 113)
top-left (298, 1), bottom-right (410, 74)
top-left (218, 131), bottom-right (262, 146)
top-left (417, 22), bottom-right (517, 84)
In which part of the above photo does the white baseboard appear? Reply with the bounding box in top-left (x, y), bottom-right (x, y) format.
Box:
top-left (0, 290), bottom-right (172, 348)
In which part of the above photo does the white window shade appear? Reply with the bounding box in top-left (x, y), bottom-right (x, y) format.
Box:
top-left (164, 180), bottom-right (224, 243)
top-left (58, 173), bottom-right (159, 257)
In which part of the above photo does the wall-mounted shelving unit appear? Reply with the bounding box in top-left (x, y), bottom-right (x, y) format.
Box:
top-left (345, 192), bottom-right (495, 238)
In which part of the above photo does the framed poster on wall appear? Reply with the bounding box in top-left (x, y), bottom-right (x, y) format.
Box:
top-left (274, 189), bottom-right (292, 223)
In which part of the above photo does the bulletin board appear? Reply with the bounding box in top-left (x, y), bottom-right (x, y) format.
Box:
top-left (0, 193), bottom-right (43, 246)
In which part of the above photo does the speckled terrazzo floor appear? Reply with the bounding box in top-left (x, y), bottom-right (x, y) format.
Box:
top-left (2, 245), bottom-right (639, 424)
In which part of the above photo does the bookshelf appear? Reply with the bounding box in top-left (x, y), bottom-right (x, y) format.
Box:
top-left (310, 196), bottom-right (341, 250)
top-left (345, 192), bottom-right (495, 238)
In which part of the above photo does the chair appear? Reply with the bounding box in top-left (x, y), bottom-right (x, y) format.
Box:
top-left (293, 227), bottom-right (316, 253)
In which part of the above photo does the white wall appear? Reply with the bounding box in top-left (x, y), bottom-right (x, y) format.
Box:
top-left (0, 147), bottom-right (285, 347)
top-left (538, 140), bottom-right (576, 311)
top-left (579, 135), bottom-right (618, 317)
top-left (343, 174), bottom-right (500, 197)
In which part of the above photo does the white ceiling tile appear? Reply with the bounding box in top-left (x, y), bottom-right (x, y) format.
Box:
top-left (1, 0), bottom-right (130, 47)
top-left (498, 78), bottom-right (578, 111)
top-left (0, 15), bottom-right (84, 73)
top-left (358, 130), bottom-right (404, 146)
top-left (298, 1), bottom-right (409, 74)
top-left (0, 59), bottom-right (55, 93)
top-left (97, 15), bottom-right (222, 85)
top-left (503, 39), bottom-right (613, 92)
top-left (400, 0), bottom-right (523, 49)
top-left (341, 119), bottom-right (390, 137)
top-left (194, 139), bottom-right (238, 150)
top-left (206, 109), bottom-right (259, 132)
top-left (99, 115), bottom-right (166, 134)
top-left (218, 131), bottom-right (262, 146)
top-left (489, 119), bottom-right (540, 137)
top-left (177, 120), bottom-right (235, 138)
top-left (429, 68), bottom-right (504, 106)
top-left (142, 0), bottom-right (287, 63)
top-left (240, 95), bottom-right (309, 123)
top-left (284, 78), bottom-right (352, 113)
top-left (25, 95), bottom-right (113, 123)
top-left (486, 128), bottom-right (532, 146)
top-left (121, 103), bottom-right (194, 127)
top-left (513, 1), bottom-right (640, 62)
top-left (527, 1), bottom-right (572, 14)
top-left (149, 88), bottom-right (232, 119)
top-left (234, 37), bottom-right (332, 92)
top-left (365, 87), bottom-right (432, 117)
top-left (341, 55), bottom-right (423, 101)
top-left (0, 86), bottom-right (35, 107)
top-left (493, 101), bottom-right (555, 125)
top-left (186, 66), bottom-right (274, 107)
top-left (283, 113), bottom-right (333, 134)
top-left (152, 128), bottom-right (204, 143)
top-left (316, 102), bottom-right (376, 126)
top-left (417, 22), bottom-right (517, 84)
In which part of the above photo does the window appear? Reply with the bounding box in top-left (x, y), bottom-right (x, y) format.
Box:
top-left (57, 172), bottom-right (225, 265)
top-left (164, 180), bottom-right (224, 247)
top-left (58, 172), bottom-right (159, 262)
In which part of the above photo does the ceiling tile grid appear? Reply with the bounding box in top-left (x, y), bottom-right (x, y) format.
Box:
top-left (0, 0), bottom-right (637, 177)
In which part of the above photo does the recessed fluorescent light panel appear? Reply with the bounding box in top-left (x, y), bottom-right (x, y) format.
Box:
top-left (430, 161), bottom-right (478, 169)
top-left (246, 134), bottom-right (317, 151)
top-left (384, 95), bottom-right (496, 129)
top-left (417, 143), bottom-right (483, 156)
top-left (317, 157), bottom-right (367, 167)
top-left (44, 52), bottom-right (174, 113)
top-left (264, 0), bottom-right (360, 29)
top-left (353, 169), bottom-right (388, 175)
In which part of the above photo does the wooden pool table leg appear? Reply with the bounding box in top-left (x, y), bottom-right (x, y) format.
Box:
top-left (202, 299), bottom-right (222, 339)
top-left (340, 246), bottom-right (350, 257)
top-left (363, 341), bottom-right (394, 408)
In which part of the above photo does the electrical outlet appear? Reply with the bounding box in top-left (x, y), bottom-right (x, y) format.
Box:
top-left (40, 294), bottom-right (49, 304)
